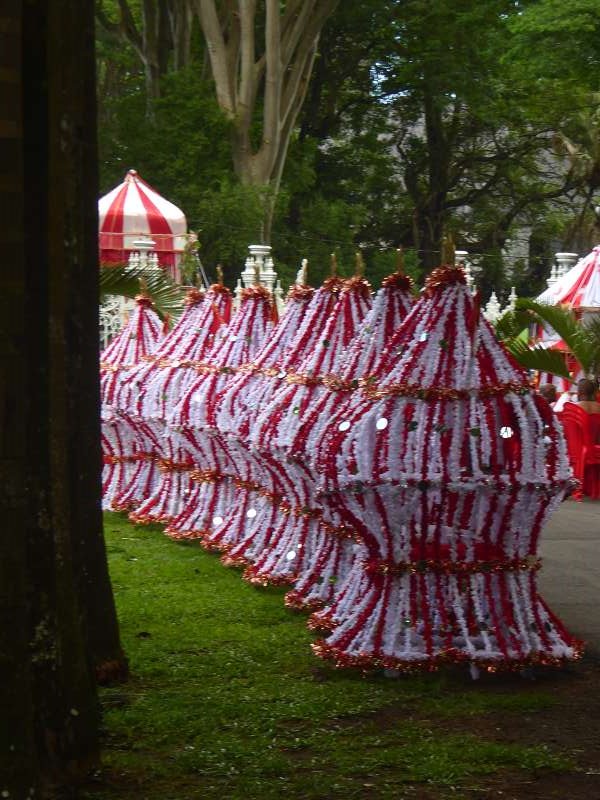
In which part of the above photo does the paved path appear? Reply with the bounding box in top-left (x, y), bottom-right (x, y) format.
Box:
top-left (539, 499), bottom-right (600, 655)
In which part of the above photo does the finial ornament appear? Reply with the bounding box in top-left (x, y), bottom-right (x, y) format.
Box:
top-left (330, 253), bottom-right (338, 276)
top-left (442, 234), bottom-right (456, 266)
top-left (396, 247), bottom-right (405, 271)
top-left (354, 251), bottom-right (365, 277)
top-left (216, 264), bottom-right (224, 285)
top-left (296, 258), bottom-right (308, 285)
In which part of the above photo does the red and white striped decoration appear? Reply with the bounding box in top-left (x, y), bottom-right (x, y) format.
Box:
top-left (99, 169), bottom-right (187, 274)
top-left (100, 263), bottom-right (581, 676)
top-left (198, 278), bottom-right (342, 561)
top-left (101, 295), bottom-right (163, 510)
top-left (242, 276), bottom-right (373, 587)
top-left (537, 245), bottom-right (600, 309)
top-left (311, 267), bottom-right (580, 672)
top-left (117, 285), bottom-right (233, 522)
top-left (165, 285), bottom-right (275, 540)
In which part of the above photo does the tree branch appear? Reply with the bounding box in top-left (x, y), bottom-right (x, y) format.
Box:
top-left (237, 0), bottom-right (255, 119)
top-left (117, 0), bottom-right (143, 55)
top-left (95, 1), bottom-right (121, 38)
top-left (262, 0), bottom-right (282, 171)
top-left (195, 0), bottom-right (235, 114)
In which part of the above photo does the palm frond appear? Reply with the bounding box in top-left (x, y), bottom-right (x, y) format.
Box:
top-left (515, 298), bottom-right (596, 373)
top-left (100, 265), bottom-right (186, 320)
top-left (495, 309), bottom-right (532, 341)
top-left (582, 314), bottom-right (600, 375)
top-left (504, 339), bottom-right (571, 380)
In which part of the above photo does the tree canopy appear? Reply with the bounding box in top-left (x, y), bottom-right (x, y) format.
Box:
top-left (96, 0), bottom-right (600, 295)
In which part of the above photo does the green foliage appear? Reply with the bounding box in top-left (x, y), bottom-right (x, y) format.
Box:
top-left (99, 265), bottom-right (186, 320)
top-left (496, 299), bottom-right (600, 380)
top-left (87, 513), bottom-right (573, 800)
top-left (494, 309), bottom-right (533, 341)
top-left (95, 0), bottom-right (600, 294)
top-left (193, 181), bottom-right (272, 285)
top-left (516, 299), bottom-right (598, 374)
top-left (508, 0), bottom-right (600, 90)
top-left (98, 66), bottom-right (232, 213)
top-left (504, 340), bottom-right (570, 379)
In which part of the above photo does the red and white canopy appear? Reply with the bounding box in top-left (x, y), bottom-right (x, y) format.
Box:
top-left (537, 245), bottom-right (600, 310)
top-left (99, 169), bottom-right (187, 267)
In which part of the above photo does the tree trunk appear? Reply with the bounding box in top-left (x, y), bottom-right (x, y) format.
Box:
top-left (51, 1), bottom-right (129, 684)
top-left (197, 0), bottom-right (339, 243)
top-left (413, 204), bottom-right (446, 271)
top-left (0, 0), bottom-right (124, 793)
top-left (168, 0), bottom-right (193, 69)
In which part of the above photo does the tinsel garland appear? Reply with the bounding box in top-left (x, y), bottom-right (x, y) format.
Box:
top-left (164, 284), bottom-right (275, 540)
top-left (307, 270), bottom-right (579, 671)
top-left (101, 295), bottom-right (163, 511)
top-left (102, 263), bottom-right (581, 677)
top-left (312, 639), bottom-right (584, 674)
top-left (127, 285), bottom-right (233, 525)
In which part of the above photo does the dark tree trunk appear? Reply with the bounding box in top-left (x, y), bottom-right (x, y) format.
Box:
top-left (413, 205), bottom-right (446, 271)
top-left (0, 0), bottom-right (125, 794)
top-left (45, 0), bottom-right (128, 685)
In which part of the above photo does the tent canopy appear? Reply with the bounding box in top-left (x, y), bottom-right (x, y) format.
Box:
top-left (537, 245), bottom-right (600, 310)
top-left (99, 169), bottom-right (187, 267)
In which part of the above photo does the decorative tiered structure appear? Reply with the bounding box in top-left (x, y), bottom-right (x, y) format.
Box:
top-left (207, 269), bottom-right (315, 557)
top-left (117, 284), bottom-right (233, 522)
top-left (244, 267), bottom-right (373, 586)
top-left (206, 275), bottom-right (343, 565)
top-left (165, 281), bottom-right (275, 539)
top-left (202, 271), bottom-right (343, 563)
top-left (285, 270), bottom-right (414, 612)
top-left (101, 295), bottom-right (163, 509)
top-left (311, 265), bottom-right (581, 673)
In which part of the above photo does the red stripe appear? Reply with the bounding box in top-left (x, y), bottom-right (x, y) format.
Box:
top-left (559, 259), bottom-right (594, 307)
top-left (135, 184), bottom-right (174, 253)
top-left (100, 184), bottom-right (129, 251)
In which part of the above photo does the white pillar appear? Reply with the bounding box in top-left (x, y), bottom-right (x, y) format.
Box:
top-left (554, 252), bottom-right (579, 279)
top-left (506, 286), bottom-right (518, 313)
top-left (546, 262), bottom-right (559, 288)
top-left (455, 250), bottom-right (475, 292)
top-left (242, 244), bottom-right (272, 287)
top-left (261, 254), bottom-right (277, 293)
top-left (296, 258), bottom-right (308, 285)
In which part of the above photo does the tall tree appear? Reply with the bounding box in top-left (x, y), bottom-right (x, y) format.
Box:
top-left (377, 0), bottom-right (580, 277)
top-left (1, 0), bottom-right (124, 793)
top-left (196, 0), bottom-right (340, 240)
top-left (96, 0), bottom-right (194, 108)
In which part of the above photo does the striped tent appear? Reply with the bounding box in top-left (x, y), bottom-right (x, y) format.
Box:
top-left (99, 169), bottom-right (187, 275)
top-left (537, 245), bottom-right (600, 310)
top-left (534, 245), bottom-right (600, 391)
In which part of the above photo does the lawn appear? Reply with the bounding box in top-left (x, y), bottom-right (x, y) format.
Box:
top-left (84, 513), bottom-right (600, 800)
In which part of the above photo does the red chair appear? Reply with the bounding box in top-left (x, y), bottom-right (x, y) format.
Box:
top-left (558, 403), bottom-right (600, 499)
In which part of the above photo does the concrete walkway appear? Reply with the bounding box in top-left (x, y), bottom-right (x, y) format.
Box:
top-left (539, 499), bottom-right (600, 655)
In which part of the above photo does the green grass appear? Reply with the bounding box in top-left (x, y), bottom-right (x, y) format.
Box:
top-left (87, 513), bottom-right (573, 800)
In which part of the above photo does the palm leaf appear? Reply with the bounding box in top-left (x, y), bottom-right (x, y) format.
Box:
top-left (100, 264), bottom-right (186, 320)
top-left (515, 298), bottom-right (596, 373)
top-left (504, 339), bottom-right (571, 380)
top-left (581, 314), bottom-right (600, 375)
top-left (495, 309), bottom-right (532, 341)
